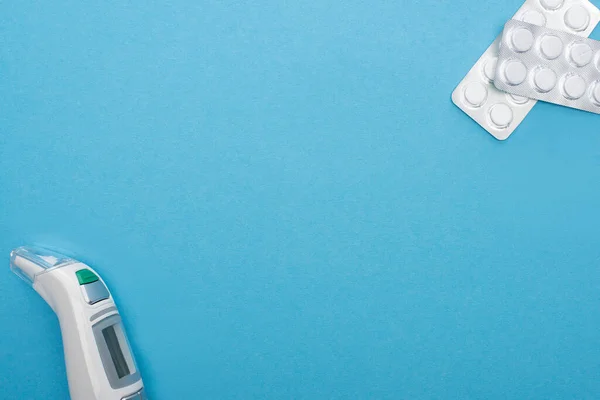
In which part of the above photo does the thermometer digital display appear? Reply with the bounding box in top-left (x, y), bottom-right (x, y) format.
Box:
top-left (10, 246), bottom-right (147, 400)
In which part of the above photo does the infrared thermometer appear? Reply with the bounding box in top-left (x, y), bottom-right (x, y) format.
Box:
top-left (10, 246), bottom-right (147, 400)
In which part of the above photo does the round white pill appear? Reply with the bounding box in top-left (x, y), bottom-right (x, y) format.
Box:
top-left (483, 57), bottom-right (498, 82)
top-left (489, 103), bottom-right (514, 129)
top-left (569, 42), bottom-right (593, 67)
top-left (562, 74), bottom-right (587, 99)
top-left (533, 67), bottom-right (557, 92)
top-left (511, 28), bottom-right (534, 53)
top-left (463, 82), bottom-right (488, 107)
top-left (503, 60), bottom-right (528, 85)
top-left (540, 0), bottom-right (564, 10)
top-left (521, 10), bottom-right (547, 27)
top-left (564, 5), bottom-right (590, 32)
top-left (592, 82), bottom-right (600, 105)
top-left (508, 94), bottom-right (530, 105)
top-left (540, 35), bottom-right (564, 60)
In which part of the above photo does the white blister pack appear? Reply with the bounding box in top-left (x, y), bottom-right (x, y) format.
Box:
top-left (495, 20), bottom-right (600, 114)
top-left (452, 0), bottom-right (600, 140)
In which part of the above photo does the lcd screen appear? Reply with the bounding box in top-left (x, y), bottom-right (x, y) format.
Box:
top-left (102, 324), bottom-right (132, 379)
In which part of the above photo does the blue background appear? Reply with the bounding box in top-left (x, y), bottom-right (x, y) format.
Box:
top-left (1, 0), bottom-right (600, 399)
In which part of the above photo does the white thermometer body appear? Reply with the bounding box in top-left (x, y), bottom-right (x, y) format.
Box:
top-left (10, 247), bottom-right (147, 400)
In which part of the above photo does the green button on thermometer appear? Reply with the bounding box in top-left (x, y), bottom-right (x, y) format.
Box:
top-left (10, 246), bottom-right (148, 400)
top-left (76, 268), bottom-right (99, 284)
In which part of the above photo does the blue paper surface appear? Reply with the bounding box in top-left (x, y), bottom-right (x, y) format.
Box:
top-left (2, 1), bottom-right (600, 398)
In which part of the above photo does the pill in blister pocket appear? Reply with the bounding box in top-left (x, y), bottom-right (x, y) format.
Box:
top-left (533, 67), bottom-right (557, 92)
top-left (494, 20), bottom-right (600, 115)
top-left (569, 42), bottom-right (593, 66)
top-left (562, 74), bottom-right (587, 99)
top-left (452, 0), bottom-right (600, 140)
top-left (564, 5), bottom-right (591, 31)
top-left (464, 82), bottom-right (488, 107)
top-left (503, 60), bottom-right (528, 85)
top-left (540, 35), bottom-right (564, 59)
top-left (488, 103), bottom-right (514, 128)
top-left (511, 27), bottom-right (535, 52)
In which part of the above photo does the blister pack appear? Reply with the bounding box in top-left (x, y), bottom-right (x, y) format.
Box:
top-left (494, 20), bottom-right (600, 114)
top-left (452, 0), bottom-right (600, 140)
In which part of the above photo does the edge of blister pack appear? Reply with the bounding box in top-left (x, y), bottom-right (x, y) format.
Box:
top-left (451, 0), bottom-right (600, 140)
top-left (494, 20), bottom-right (600, 114)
